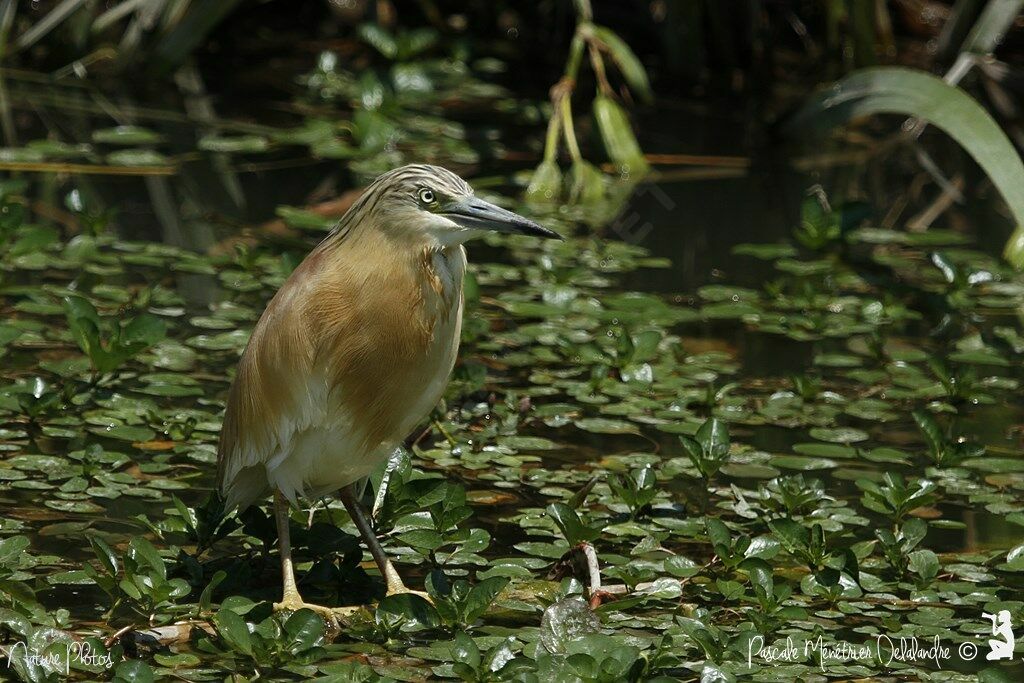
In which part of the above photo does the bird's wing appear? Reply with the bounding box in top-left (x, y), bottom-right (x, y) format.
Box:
top-left (216, 248), bottom-right (332, 509)
top-left (216, 232), bottom-right (441, 510)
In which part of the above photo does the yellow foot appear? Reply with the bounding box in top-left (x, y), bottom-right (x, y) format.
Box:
top-left (385, 585), bottom-right (433, 604)
top-left (273, 594), bottom-right (358, 632)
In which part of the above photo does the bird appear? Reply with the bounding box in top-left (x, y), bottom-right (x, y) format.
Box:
top-left (216, 164), bottom-right (560, 625)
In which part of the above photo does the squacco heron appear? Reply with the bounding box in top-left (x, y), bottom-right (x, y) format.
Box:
top-left (216, 164), bottom-right (559, 623)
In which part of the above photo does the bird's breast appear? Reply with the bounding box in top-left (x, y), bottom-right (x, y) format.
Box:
top-left (321, 245), bottom-right (466, 450)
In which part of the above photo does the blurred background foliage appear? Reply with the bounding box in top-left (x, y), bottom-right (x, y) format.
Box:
top-left (4, 0), bottom-right (1024, 256)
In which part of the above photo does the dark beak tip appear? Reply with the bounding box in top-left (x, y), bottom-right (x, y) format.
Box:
top-left (445, 196), bottom-right (563, 240)
top-left (520, 215), bottom-right (562, 241)
top-left (525, 219), bottom-right (561, 241)
top-left (517, 221), bottom-right (563, 241)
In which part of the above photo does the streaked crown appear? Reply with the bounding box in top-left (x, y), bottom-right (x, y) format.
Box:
top-left (327, 163), bottom-right (560, 247)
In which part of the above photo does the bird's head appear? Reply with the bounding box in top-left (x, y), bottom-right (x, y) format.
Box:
top-left (358, 164), bottom-right (561, 247)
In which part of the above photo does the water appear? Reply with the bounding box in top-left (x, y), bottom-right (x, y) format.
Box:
top-left (2, 47), bottom-right (1023, 680)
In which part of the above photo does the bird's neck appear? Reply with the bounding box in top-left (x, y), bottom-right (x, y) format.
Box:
top-left (327, 228), bottom-right (466, 313)
top-left (421, 244), bottom-right (466, 310)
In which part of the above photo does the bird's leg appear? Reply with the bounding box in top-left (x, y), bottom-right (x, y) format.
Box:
top-left (272, 491), bottom-right (355, 629)
top-left (339, 484), bottom-right (430, 600)
top-left (274, 490), bottom-right (303, 606)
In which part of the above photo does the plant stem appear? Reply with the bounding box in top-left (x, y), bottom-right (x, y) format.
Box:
top-left (572, 0), bottom-right (593, 22)
top-left (540, 23), bottom-right (588, 166)
top-left (559, 95), bottom-right (582, 162)
top-left (432, 418), bottom-right (457, 447)
top-left (541, 102), bottom-right (562, 164)
top-left (588, 42), bottom-right (613, 96)
top-left (565, 32), bottom-right (586, 81)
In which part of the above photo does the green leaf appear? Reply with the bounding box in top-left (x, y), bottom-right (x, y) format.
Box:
top-left (961, 0), bottom-right (1024, 54)
top-left (283, 609), bottom-right (326, 652)
top-left (198, 135), bottom-right (269, 153)
top-left (0, 608), bottom-right (32, 639)
top-left (705, 517), bottom-right (731, 555)
top-left (593, 95), bottom-right (648, 175)
top-left (547, 503), bottom-right (600, 545)
top-left (679, 434), bottom-right (702, 462)
top-left (631, 466), bottom-right (657, 508)
top-left (568, 159), bottom-right (605, 205)
top-left (376, 593), bottom-right (441, 630)
top-left (214, 608), bottom-right (253, 656)
top-left (908, 549), bottom-right (940, 582)
top-left (106, 149), bottom-right (171, 166)
top-left (664, 555), bottom-right (701, 578)
top-left (526, 160), bottom-right (563, 204)
top-left (715, 579), bottom-right (744, 600)
top-left (485, 636), bottom-right (517, 674)
top-left (930, 252), bottom-right (958, 284)
top-left (768, 518), bottom-right (810, 556)
top-left (740, 558), bottom-right (774, 604)
top-left (92, 126), bottom-right (163, 145)
top-left (395, 27), bottom-right (438, 60)
top-left (358, 23), bottom-right (398, 59)
top-left (172, 495), bottom-right (198, 537)
top-left (0, 578), bottom-right (35, 605)
top-left (275, 206), bottom-right (336, 232)
top-left (463, 577), bottom-right (509, 624)
top-left (590, 25), bottom-right (652, 102)
top-left (784, 66), bottom-right (1024, 267)
top-left (451, 631), bottom-right (481, 669)
top-left (9, 225), bottom-right (58, 256)
top-left (539, 596), bottom-right (601, 654)
top-left (63, 296), bottom-right (102, 363)
top-left (0, 535), bottom-right (29, 566)
top-left (127, 537), bottom-right (166, 580)
top-left (88, 536), bottom-right (118, 577)
top-left (397, 528), bottom-right (444, 550)
top-left (112, 660), bottom-right (155, 683)
top-left (696, 418), bottom-right (730, 459)
top-left (901, 518), bottom-right (928, 551)
top-left (978, 665), bottom-right (1018, 683)
top-left (912, 409), bottom-right (945, 461)
top-left (198, 570), bottom-right (226, 613)
top-left (121, 313), bottom-right (167, 349)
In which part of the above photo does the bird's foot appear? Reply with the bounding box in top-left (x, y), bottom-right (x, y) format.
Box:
top-left (273, 593), bottom-right (358, 632)
top-left (385, 583), bottom-right (433, 604)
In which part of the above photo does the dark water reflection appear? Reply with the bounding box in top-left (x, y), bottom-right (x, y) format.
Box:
top-left (617, 164), bottom-right (800, 294)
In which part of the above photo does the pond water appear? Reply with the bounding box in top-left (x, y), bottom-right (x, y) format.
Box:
top-left (2, 51), bottom-right (1024, 681)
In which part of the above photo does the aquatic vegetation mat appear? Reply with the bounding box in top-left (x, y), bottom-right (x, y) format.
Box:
top-left (2, 179), bottom-right (1024, 681)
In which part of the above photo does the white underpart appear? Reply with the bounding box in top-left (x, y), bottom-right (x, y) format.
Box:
top-left (422, 210), bottom-right (487, 249)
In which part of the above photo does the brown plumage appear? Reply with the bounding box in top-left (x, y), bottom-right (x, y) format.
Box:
top-left (217, 222), bottom-right (464, 511)
top-left (215, 164), bottom-right (559, 623)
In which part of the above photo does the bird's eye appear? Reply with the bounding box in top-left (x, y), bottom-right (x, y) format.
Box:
top-left (418, 188), bottom-right (436, 204)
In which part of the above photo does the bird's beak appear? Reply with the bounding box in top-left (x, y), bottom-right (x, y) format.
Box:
top-left (442, 196), bottom-right (562, 240)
